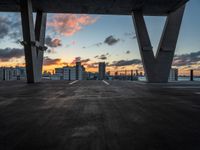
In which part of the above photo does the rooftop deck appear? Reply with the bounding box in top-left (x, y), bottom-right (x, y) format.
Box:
top-left (0, 80), bottom-right (200, 150)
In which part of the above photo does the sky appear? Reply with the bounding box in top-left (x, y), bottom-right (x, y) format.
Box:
top-left (0, 0), bottom-right (200, 75)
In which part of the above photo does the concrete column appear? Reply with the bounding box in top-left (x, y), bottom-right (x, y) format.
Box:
top-left (35, 11), bottom-right (47, 82)
top-left (132, 5), bottom-right (185, 83)
top-left (190, 70), bottom-right (194, 81)
top-left (20, 0), bottom-right (47, 83)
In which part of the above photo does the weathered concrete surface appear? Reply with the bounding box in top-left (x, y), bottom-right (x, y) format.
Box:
top-left (0, 80), bottom-right (200, 150)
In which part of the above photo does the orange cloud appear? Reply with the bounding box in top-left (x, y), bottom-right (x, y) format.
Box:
top-left (47, 14), bottom-right (98, 36)
top-left (43, 57), bottom-right (68, 66)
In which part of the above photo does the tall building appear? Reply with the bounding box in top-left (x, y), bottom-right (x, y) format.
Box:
top-left (99, 62), bottom-right (106, 80)
top-left (76, 61), bottom-right (81, 80)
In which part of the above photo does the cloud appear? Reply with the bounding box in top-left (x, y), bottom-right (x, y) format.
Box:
top-left (109, 59), bottom-right (142, 67)
top-left (81, 58), bottom-right (90, 63)
top-left (0, 17), bottom-right (10, 39)
top-left (0, 14), bottom-right (22, 41)
top-left (70, 57), bottom-right (82, 65)
top-left (124, 32), bottom-right (137, 39)
top-left (45, 36), bottom-right (62, 48)
top-left (45, 36), bottom-right (62, 53)
top-left (47, 14), bottom-right (98, 36)
top-left (75, 57), bottom-right (81, 62)
top-left (83, 35), bottom-right (120, 49)
top-left (99, 55), bottom-right (107, 60)
top-left (43, 57), bottom-right (63, 66)
top-left (71, 57), bottom-right (91, 65)
top-left (95, 54), bottom-right (107, 60)
top-left (86, 62), bottom-right (99, 69)
top-left (94, 42), bottom-right (103, 47)
top-left (95, 53), bottom-right (110, 60)
top-left (172, 51), bottom-right (200, 67)
top-left (104, 36), bottom-right (120, 46)
top-left (0, 48), bottom-right (24, 62)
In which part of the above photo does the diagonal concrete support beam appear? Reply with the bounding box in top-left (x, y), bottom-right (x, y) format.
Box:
top-left (132, 5), bottom-right (185, 83)
top-left (20, 0), bottom-right (47, 83)
top-left (35, 11), bottom-right (47, 82)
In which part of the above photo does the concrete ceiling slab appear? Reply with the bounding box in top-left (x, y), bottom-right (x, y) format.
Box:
top-left (0, 0), bottom-right (188, 15)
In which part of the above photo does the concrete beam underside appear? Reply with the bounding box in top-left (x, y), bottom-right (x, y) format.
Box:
top-left (132, 5), bottom-right (185, 83)
top-left (20, 0), bottom-right (47, 83)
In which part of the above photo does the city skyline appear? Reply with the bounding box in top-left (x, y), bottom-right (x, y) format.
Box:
top-left (0, 0), bottom-right (199, 75)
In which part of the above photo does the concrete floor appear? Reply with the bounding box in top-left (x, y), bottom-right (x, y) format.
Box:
top-left (0, 80), bottom-right (200, 150)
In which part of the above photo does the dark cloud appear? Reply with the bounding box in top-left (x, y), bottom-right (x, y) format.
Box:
top-left (45, 36), bottom-right (62, 53)
top-left (124, 32), bottom-right (137, 39)
top-left (109, 59), bottom-right (142, 67)
top-left (43, 57), bottom-right (62, 66)
top-left (0, 48), bottom-right (24, 62)
top-left (71, 57), bottom-right (81, 64)
top-left (94, 42), bottom-right (103, 47)
top-left (104, 36), bottom-right (120, 46)
top-left (81, 58), bottom-right (90, 63)
top-left (83, 35), bottom-right (120, 49)
top-left (95, 53), bottom-right (109, 60)
top-left (0, 14), bottom-right (22, 41)
top-left (126, 50), bottom-right (130, 54)
top-left (0, 17), bottom-right (10, 39)
top-left (98, 54), bottom-right (107, 60)
top-left (173, 51), bottom-right (200, 66)
top-left (75, 57), bottom-right (81, 62)
top-left (71, 57), bottom-right (90, 64)
top-left (45, 36), bottom-right (62, 47)
top-left (86, 62), bottom-right (99, 68)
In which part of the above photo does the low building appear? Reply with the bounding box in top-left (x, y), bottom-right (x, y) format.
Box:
top-left (63, 67), bottom-right (76, 80)
top-left (0, 67), bottom-right (26, 81)
top-left (53, 62), bottom-right (86, 81)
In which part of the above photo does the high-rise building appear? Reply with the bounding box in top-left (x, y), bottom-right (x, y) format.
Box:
top-left (99, 62), bottom-right (106, 80)
top-left (76, 61), bottom-right (81, 80)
